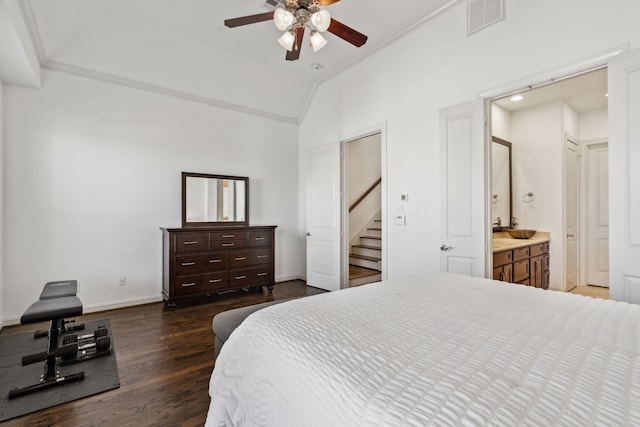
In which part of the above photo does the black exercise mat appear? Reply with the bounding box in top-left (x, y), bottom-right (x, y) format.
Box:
top-left (0, 319), bottom-right (120, 422)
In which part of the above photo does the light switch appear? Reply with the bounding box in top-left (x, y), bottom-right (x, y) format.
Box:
top-left (400, 193), bottom-right (409, 202)
top-left (395, 215), bottom-right (406, 225)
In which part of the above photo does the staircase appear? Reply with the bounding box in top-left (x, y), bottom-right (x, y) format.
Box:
top-left (348, 216), bottom-right (382, 287)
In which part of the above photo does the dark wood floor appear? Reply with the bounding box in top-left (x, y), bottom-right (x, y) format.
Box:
top-left (0, 280), bottom-right (324, 427)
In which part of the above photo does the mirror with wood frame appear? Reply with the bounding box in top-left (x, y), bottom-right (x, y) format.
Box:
top-left (491, 136), bottom-right (512, 231)
top-left (182, 172), bottom-right (249, 227)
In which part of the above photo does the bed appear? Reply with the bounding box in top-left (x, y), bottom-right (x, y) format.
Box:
top-left (206, 273), bottom-right (640, 426)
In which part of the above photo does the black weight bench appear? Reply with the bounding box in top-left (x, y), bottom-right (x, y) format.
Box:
top-left (8, 294), bottom-right (86, 399)
top-left (33, 280), bottom-right (85, 338)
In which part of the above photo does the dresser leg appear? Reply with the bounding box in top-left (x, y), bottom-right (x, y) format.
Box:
top-left (267, 285), bottom-right (274, 294)
top-left (165, 301), bottom-right (177, 311)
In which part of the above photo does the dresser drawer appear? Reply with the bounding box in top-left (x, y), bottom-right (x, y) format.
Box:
top-left (247, 230), bottom-right (273, 247)
top-left (513, 247), bottom-right (530, 261)
top-left (229, 266), bottom-right (273, 287)
top-left (210, 239), bottom-right (246, 249)
top-left (210, 231), bottom-right (247, 241)
top-left (175, 252), bottom-right (228, 275)
top-left (229, 248), bottom-right (272, 268)
top-left (493, 250), bottom-right (512, 267)
top-left (175, 232), bottom-right (208, 253)
top-left (173, 272), bottom-right (229, 296)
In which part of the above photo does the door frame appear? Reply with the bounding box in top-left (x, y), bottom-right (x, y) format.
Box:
top-left (479, 45), bottom-right (626, 280)
top-left (339, 123), bottom-right (388, 288)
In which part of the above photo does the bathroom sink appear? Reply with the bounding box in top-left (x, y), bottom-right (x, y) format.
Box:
top-left (507, 229), bottom-right (536, 239)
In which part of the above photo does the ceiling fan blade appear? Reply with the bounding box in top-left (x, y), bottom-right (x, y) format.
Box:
top-left (317, 0), bottom-right (341, 5)
top-left (327, 18), bottom-right (368, 47)
top-left (286, 27), bottom-right (305, 61)
top-left (224, 11), bottom-right (275, 28)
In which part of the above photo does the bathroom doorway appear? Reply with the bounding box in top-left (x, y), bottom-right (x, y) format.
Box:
top-left (489, 68), bottom-right (609, 292)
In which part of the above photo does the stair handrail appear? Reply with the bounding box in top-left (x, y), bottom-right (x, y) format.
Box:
top-left (349, 177), bottom-right (382, 212)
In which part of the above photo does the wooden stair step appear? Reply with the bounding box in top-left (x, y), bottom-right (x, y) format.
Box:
top-left (349, 253), bottom-right (382, 262)
top-left (349, 265), bottom-right (380, 279)
top-left (352, 244), bottom-right (381, 251)
top-left (361, 235), bottom-right (381, 240)
top-left (367, 227), bottom-right (382, 231)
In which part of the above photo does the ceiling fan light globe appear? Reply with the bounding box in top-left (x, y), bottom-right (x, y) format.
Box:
top-left (310, 31), bottom-right (328, 52)
top-left (274, 8), bottom-right (294, 31)
top-left (278, 31), bottom-right (296, 51)
top-left (311, 9), bottom-right (331, 32)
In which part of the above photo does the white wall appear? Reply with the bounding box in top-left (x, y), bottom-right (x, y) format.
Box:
top-left (0, 79), bottom-right (4, 330)
top-left (510, 101), bottom-right (564, 290)
top-left (579, 108), bottom-right (608, 141)
top-left (2, 70), bottom-right (302, 323)
top-left (299, 0), bottom-right (640, 281)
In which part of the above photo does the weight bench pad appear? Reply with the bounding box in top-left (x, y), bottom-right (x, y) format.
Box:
top-left (40, 280), bottom-right (78, 299)
top-left (21, 296), bottom-right (83, 324)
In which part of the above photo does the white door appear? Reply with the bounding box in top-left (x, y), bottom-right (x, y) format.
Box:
top-left (608, 48), bottom-right (640, 303)
top-left (306, 143), bottom-right (341, 291)
top-left (565, 139), bottom-right (579, 290)
top-left (587, 143), bottom-right (609, 287)
top-left (439, 99), bottom-right (486, 276)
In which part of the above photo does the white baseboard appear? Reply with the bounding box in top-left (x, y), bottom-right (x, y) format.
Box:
top-left (1, 294), bottom-right (164, 327)
top-left (275, 275), bottom-right (305, 283)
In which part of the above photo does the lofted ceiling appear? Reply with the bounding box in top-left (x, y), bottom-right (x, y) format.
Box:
top-left (18, 0), bottom-right (457, 123)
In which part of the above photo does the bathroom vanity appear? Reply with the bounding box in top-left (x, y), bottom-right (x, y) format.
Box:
top-left (492, 232), bottom-right (550, 289)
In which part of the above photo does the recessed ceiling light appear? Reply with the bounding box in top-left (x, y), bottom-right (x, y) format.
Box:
top-left (510, 95), bottom-right (524, 102)
top-left (310, 63), bottom-right (324, 71)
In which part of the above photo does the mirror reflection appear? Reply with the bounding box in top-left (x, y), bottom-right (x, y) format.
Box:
top-left (491, 137), bottom-right (512, 230)
top-left (182, 173), bottom-right (248, 226)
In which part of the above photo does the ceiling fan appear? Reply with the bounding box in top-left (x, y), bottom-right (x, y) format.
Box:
top-left (224, 0), bottom-right (368, 61)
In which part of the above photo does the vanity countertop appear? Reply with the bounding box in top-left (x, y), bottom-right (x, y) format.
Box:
top-left (492, 231), bottom-right (550, 252)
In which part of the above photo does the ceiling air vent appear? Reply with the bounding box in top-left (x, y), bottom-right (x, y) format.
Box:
top-left (265, 0), bottom-right (286, 8)
top-left (467, 0), bottom-right (504, 36)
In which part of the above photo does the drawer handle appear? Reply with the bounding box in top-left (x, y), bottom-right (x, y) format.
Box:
top-left (181, 282), bottom-right (196, 287)
top-left (209, 279), bottom-right (222, 283)
top-left (222, 243), bottom-right (234, 247)
top-left (222, 235), bottom-right (235, 238)
top-left (235, 275), bottom-right (247, 280)
top-left (209, 259), bottom-right (222, 263)
top-left (257, 272), bottom-right (267, 277)
top-left (254, 237), bottom-right (266, 241)
top-left (235, 257), bottom-right (247, 261)
top-left (181, 262), bottom-right (196, 266)
top-left (183, 241), bottom-right (198, 245)
top-left (257, 255), bottom-right (268, 259)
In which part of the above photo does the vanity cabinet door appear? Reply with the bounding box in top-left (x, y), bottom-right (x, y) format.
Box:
top-left (513, 260), bottom-right (529, 283)
top-left (531, 255), bottom-right (543, 288)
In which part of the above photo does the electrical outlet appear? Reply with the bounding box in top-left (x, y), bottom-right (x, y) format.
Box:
top-left (119, 276), bottom-right (127, 286)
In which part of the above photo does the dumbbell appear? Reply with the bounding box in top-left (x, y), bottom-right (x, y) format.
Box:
top-left (62, 325), bottom-right (108, 345)
top-left (60, 335), bottom-right (111, 362)
top-left (22, 343), bottom-right (80, 366)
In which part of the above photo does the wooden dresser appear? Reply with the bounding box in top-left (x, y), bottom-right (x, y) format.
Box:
top-left (161, 225), bottom-right (277, 308)
top-left (493, 240), bottom-right (550, 289)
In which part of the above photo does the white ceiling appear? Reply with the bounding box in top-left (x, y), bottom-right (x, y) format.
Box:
top-left (493, 68), bottom-right (608, 113)
top-left (22, 0), bottom-right (457, 122)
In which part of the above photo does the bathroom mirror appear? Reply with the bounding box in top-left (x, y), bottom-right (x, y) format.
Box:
top-left (182, 172), bottom-right (248, 227)
top-left (491, 136), bottom-right (512, 231)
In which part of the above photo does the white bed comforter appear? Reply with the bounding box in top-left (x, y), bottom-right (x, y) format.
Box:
top-left (207, 273), bottom-right (640, 426)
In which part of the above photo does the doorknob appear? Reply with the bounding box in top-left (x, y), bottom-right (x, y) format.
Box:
top-left (440, 245), bottom-right (453, 252)
top-left (306, 232), bottom-right (311, 236)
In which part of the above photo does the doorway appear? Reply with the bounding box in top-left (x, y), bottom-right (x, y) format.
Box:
top-left (489, 68), bottom-right (609, 292)
top-left (343, 132), bottom-right (383, 287)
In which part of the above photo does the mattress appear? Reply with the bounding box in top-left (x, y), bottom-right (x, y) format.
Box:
top-left (206, 273), bottom-right (640, 426)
